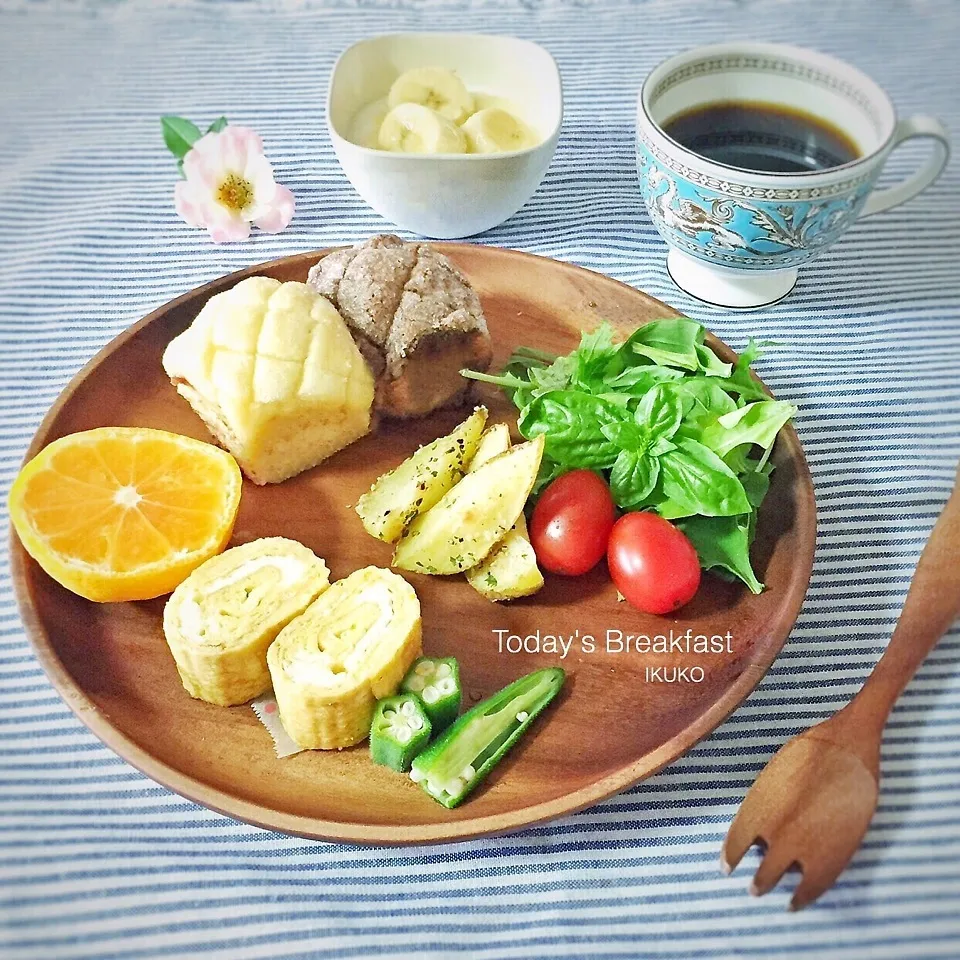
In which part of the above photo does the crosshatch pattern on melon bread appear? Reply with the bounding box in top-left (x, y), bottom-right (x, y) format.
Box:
top-left (308, 235), bottom-right (493, 418)
top-left (162, 276), bottom-right (376, 484)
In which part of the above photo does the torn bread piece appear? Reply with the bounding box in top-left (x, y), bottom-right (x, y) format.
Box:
top-left (307, 235), bottom-right (493, 419)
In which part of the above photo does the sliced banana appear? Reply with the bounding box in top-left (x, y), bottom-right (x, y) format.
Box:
top-left (462, 107), bottom-right (537, 154)
top-left (349, 97), bottom-right (390, 149)
top-left (387, 67), bottom-right (474, 124)
top-left (378, 103), bottom-right (467, 155)
top-left (472, 91), bottom-right (520, 114)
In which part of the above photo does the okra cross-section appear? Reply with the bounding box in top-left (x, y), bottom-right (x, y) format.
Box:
top-left (410, 667), bottom-right (565, 808)
top-left (370, 694), bottom-right (432, 772)
top-left (401, 656), bottom-right (462, 731)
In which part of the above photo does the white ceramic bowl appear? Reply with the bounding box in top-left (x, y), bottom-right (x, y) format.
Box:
top-left (327, 33), bottom-right (562, 238)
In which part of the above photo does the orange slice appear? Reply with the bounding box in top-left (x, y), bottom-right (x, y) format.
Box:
top-left (9, 427), bottom-right (242, 602)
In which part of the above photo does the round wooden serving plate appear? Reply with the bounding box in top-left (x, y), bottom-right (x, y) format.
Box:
top-left (11, 246), bottom-right (815, 845)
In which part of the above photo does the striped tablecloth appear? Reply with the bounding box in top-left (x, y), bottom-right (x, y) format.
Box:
top-left (3, 1), bottom-right (959, 957)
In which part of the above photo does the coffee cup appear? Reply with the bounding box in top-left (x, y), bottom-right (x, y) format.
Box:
top-left (636, 42), bottom-right (949, 308)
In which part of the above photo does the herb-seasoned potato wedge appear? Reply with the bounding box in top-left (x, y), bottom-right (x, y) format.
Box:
top-left (466, 513), bottom-right (544, 600)
top-left (356, 407), bottom-right (487, 543)
top-left (393, 435), bottom-right (545, 575)
top-left (466, 422), bottom-right (510, 472)
top-left (464, 428), bottom-right (544, 600)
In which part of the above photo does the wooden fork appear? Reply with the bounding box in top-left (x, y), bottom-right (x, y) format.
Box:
top-left (721, 463), bottom-right (960, 910)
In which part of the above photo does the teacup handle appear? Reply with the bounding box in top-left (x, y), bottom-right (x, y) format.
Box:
top-left (859, 114), bottom-right (950, 218)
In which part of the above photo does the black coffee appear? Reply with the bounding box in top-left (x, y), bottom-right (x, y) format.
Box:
top-left (662, 100), bottom-right (860, 174)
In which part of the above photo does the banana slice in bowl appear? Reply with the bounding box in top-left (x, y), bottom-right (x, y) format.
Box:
top-left (267, 567), bottom-right (422, 749)
top-left (378, 103), bottom-right (467, 155)
top-left (462, 107), bottom-right (538, 154)
top-left (349, 97), bottom-right (391, 149)
top-left (387, 66), bottom-right (474, 124)
top-left (163, 538), bottom-right (331, 707)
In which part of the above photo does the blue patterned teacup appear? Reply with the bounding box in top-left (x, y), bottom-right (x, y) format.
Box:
top-left (636, 42), bottom-right (949, 308)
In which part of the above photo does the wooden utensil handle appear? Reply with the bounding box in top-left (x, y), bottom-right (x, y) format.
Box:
top-left (848, 463), bottom-right (960, 730)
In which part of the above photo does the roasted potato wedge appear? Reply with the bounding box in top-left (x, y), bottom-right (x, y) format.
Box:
top-left (356, 407), bottom-right (487, 543)
top-left (393, 435), bottom-right (545, 575)
top-left (467, 422), bottom-right (510, 472)
top-left (464, 428), bottom-right (543, 600)
top-left (466, 513), bottom-right (544, 600)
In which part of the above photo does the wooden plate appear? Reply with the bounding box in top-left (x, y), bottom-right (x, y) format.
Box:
top-left (11, 246), bottom-right (815, 844)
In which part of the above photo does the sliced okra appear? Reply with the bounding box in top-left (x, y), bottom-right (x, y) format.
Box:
top-left (409, 667), bottom-right (565, 808)
top-left (369, 694), bottom-right (432, 772)
top-left (401, 656), bottom-right (461, 732)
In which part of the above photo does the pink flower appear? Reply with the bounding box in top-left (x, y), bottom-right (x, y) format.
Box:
top-left (174, 125), bottom-right (294, 243)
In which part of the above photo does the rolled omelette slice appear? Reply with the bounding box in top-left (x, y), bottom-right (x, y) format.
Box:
top-left (163, 537), bottom-right (331, 706)
top-left (267, 566), bottom-right (422, 749)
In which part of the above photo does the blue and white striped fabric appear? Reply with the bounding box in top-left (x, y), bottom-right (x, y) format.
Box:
top-left (2, 1), bottom-right (959, 957)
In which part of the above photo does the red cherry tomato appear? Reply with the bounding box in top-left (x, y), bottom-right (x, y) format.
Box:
top-left (529, 470), bottom-right (616, 576)
top-left (607, 512), bottom-right (701, 614)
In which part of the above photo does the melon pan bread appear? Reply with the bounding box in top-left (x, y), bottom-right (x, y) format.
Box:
top-left (308, 234), bottom-right (494, 419)
top-left (162, 277), bottom-right (375, 484)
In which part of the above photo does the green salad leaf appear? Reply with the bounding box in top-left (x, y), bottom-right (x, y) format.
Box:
top-left (625, 317), bottom-right (701, 370)
top-left (659, 439), bottom-right (752, 518)
top-left (460, 318), bottom-right (796, 592)
top-left (610, 449), bottom-right (660, 508)
top-left (679, 515), bottom-right (764, 594)
top-left (696, 342), bottom-right (734, 377)
top-left (518, 391), bottom-right (625, 468)
top-left (700, 399), bottom-right (797, 459)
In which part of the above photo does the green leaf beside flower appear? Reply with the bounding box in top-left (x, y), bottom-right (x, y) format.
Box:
top-left (161, 116), bottom-right (202, 160)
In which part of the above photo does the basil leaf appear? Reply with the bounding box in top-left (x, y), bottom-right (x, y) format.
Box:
top-left (659, 439), bottom-right (751, 517)
top-left (605, 364), bottom-right (685, 396)
top-left (667, 377), bottom-right (739, 425)
top-left (161, 115), bottom-right (202, 159)
top-left (601, 420), bottom-right (646, 452)
top-left (700, 400), bottom-right (797, 458)
top-left (518, 391), bottom-right (626, 468)
top-left (574, 323), bottom-right (620, 385)
top-left (207, 116), bottom-right (228, 134)
top-left (740, 465), bottom-right (772, 509)
top-left (679, 515), bottom-right (764, 594)
top-left (648, 435), bottom-right (677, 457)
top-left (635, 384), bottom-right (682, 439)
top-left (610, 450), bottom-right (660, 508)
top-left (625, 318), bottom-right (701, 370)
top-left (695, 342), bottom-right (733, 377)
top-left (528, 354), bottom-right (577, 396)
top-left (657, 499), bottom-right (695, 520)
